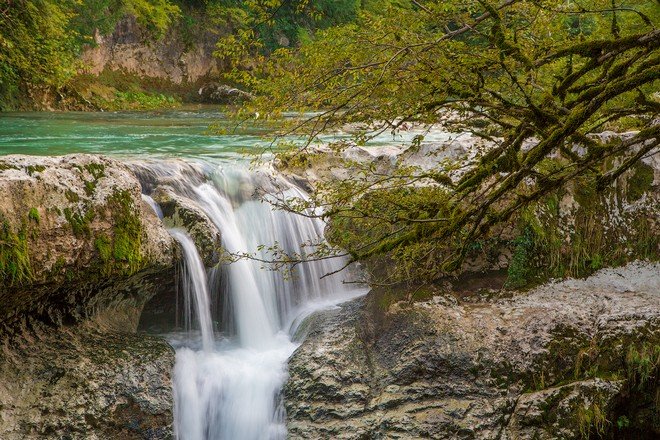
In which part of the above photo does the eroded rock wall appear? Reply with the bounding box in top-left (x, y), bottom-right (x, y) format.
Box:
top-left (79, 15), bottom-right (220, 86)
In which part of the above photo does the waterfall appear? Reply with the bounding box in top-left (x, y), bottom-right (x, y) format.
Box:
top-left (134, 160), bottom-right (364, 440)
top-left (192, 183), bottom-right (278, 349)
top-left (169, 230), bottom-right (214, 352)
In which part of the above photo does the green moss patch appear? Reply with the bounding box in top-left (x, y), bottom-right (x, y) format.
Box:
top-left (0, 162), bottom-right (18, 171)
top-left (84, 163), bottom-right (106, 180)
top-left (28, 208), bottom-right (40, 224)
top-left (64, 207), bottom-right (95, 238)
top-left (94, 234), bottom-right (113, 274)
top-left (627, 162), bottom-right (654, 202)
top-left (0, 216), bottom-right (32, 286)
top-left (65, 189), bottom-right (80, 203)
top-left (94, 190), bottom-right (145, 276)
top-left (84, 180), bottom-right (96, 196)
top-left (25, 165), bottom-right (46, 176)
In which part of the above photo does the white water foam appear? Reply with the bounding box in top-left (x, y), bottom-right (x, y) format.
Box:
top-left (136, 161), bottom-right (364, 440)
top-left (169, 230), bottom-right (215, 353)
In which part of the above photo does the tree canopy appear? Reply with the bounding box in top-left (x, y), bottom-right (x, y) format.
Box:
top-left (231, 0), bottom-right (659, 284)
top-left (0, 0), bottom-right (182, 108)
top-left (1, 0), bottom-right (657, 283)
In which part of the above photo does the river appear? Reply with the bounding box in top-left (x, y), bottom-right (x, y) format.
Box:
top-left (0, 109), bottom-right (367, 439)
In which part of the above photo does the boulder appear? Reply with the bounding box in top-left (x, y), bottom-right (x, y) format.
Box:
top-left (0, 154), bottom-right (178, 439)
top-left (197, 82), bottom-right (253, 104)
top-left (0, 154), bottom-right (176, 331)
top-left (285, 261), bottom-right (660, 439)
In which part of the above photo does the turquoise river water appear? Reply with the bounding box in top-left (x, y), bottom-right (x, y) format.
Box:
top-left (0, 110), bottom-right (270, 159)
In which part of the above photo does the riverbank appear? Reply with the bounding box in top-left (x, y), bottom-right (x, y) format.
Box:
top-left (286, 261), bottom-right (660, 439)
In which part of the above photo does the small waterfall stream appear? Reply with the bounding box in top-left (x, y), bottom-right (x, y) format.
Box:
top-left (169, 230), bottom-right (215, 352)
top-left (135, 160), bottom-right (363, 440)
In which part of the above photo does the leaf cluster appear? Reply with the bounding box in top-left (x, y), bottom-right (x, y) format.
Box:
top-left (233, 0), bottom-right (660, 283)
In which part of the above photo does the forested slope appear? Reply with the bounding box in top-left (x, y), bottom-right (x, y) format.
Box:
top-left (0, 0), bottom-right (369, 110)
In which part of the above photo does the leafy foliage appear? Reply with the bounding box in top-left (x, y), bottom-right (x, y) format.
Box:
top-left (0, 0), bottom-right (372, 109)
top-left (234, 0), bottom-right (659, 284)
top-left (211, 0), bottom-right (367, 73)
top-left (0, 0), bottom-right (180, 109)
top-left (74, 0), bottom-right (180, 39)
top-left (0, 0), bottom-right (78, 109)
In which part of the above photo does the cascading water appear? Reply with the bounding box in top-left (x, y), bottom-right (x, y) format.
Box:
top-left (134, 160), bottom-right (364, 440)
top-left (168, 230), bottom-right (214, 352)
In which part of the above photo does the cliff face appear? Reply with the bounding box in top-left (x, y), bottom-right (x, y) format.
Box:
top-left (285, 262), bottom-right (660, 439)
top-left (0, 155), bottom-right (178, 439)
top-left (79, 15), bottom-right (221, 86)
top-left (18, 13), bottom-right (225, 111)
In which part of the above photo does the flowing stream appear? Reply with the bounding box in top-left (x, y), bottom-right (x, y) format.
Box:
top-left (135, 161), bottom-right (363, 440)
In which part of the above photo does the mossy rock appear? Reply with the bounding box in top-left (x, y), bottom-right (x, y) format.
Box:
top-left (0, 154), bottom-right (175, 331)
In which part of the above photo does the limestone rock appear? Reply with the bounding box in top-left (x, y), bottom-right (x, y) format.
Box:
top-left (0, 326), bottom-right (174, 440)
top-left (79, 15), bottom-right (220, 85)
top-left (152, 186), bottom-right (222, 267)
top-left (0, 154), bottom-right (176, 331)
top-left (0, 154), bottom-right (178, 439)
top-left (285, 262), bottom-right (660, 439)
top-left (508, 379), bottom-right (624, 440)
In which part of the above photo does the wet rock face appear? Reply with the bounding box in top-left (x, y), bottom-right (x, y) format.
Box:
top-left (0, 154), bottom-right (176, 331)
top-left (152, 186), bottom-right (222, 267)
top-left (285, 262), bottom-right (660, 439)
top-left (0, 326), bottom-right (175, 440)
top-left (507, 379), bottom-right (624, 440)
